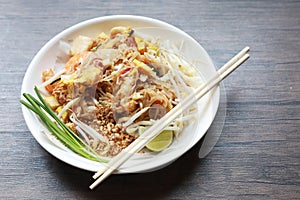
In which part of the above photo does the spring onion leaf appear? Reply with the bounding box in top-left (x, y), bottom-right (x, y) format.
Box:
top-left (21, 86), bottom-right (109, 163)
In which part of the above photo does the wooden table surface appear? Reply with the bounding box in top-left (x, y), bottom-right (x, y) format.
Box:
top-left (0, 0), bottom-right (299, 199)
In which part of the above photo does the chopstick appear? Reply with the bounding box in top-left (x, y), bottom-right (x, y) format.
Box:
top-left (90, 46), bottom-right (250, 189)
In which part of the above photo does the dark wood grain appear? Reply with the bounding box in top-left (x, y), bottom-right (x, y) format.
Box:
top-left (0, 0), bottom-right (299, 199)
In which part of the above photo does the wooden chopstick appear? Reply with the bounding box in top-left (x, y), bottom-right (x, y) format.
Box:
top-left (90, 47), bottom-right (250, 189)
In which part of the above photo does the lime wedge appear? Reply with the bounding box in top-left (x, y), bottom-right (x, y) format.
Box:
top-left (145, 130), bottom-right (173, 152)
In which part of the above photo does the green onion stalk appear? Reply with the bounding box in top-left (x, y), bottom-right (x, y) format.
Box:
top-left (20, 86), bottom-right (108, 163)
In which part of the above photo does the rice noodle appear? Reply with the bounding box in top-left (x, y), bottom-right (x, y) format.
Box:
top-left (40, 26), bottom-right (203, 157)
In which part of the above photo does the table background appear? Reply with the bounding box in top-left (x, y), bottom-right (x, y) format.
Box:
top-left (0, 0), bottom-right (299, 199)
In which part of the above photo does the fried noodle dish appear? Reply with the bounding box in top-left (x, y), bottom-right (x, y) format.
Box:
top-left (40, 26), bottom-right (202, 159)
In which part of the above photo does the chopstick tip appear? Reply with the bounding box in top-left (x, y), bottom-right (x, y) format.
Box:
top-left (244, 46), bottom-right (250, 52)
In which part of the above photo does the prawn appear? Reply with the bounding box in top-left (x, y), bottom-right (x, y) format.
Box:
top-left (64, 51), bottom-right (90, 72)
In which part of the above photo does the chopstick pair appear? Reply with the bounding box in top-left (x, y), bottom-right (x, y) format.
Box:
top-left (89, 46), bottom-right (250, 189)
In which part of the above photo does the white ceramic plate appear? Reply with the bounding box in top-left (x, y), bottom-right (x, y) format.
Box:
top-left (21, 15), bottom-right (219, 173)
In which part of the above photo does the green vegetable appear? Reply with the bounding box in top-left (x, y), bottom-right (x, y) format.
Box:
top-left (20, 86), bottom-right (108, 163)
